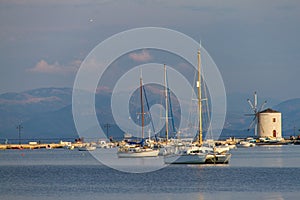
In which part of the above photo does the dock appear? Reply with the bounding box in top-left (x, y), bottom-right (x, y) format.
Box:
top-left (0, 143), bottom-right (83, 150)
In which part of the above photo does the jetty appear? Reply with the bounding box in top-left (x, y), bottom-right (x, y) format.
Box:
top-left (0, 142), bottom-right (82, 150)
top-left (0, 139), bottom-right (119, 150)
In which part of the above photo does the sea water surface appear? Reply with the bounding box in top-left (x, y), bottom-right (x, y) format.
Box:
top-left (1, 145), bottom-right (300, 200)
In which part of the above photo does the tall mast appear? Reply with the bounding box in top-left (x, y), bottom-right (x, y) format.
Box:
top-left (164, 64), bottom-right (169, 143)
top-left (140, 75), bottom-right (144, 139)
top-left (254, 92), bottom-right (258, 136)
top-left (197, 48), bottom-right (203, 145)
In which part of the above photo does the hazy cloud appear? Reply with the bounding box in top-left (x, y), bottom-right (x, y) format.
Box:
top-left (128, 50), bottom-right (152, 62)
top-left (28, 60), bottom-right (81, 74)
top-left (0, 0), bottom-right (111, 5)
top-left (1, 0), bottom-right (300, 99)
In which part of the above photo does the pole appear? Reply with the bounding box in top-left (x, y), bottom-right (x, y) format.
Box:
top-left (164, 64), bottom-right (169, 143)
top-left (140, 77), bottom-right (144, 139)
top-left (16, 124), bottom-right (23, 145)
top-left (104, 123), bottom-right (111, 138)
top-left (254, 92), bottom-right (258, 136)
top-left (197, 49), bottom-right (203, 146)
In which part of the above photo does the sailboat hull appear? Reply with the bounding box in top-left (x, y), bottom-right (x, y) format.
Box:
top-left (164, 154), bottom-right (206, 164)
top-left (205, 153), bottom-right (231, 164)
top-left (117, 149), bottom-right (159, 158)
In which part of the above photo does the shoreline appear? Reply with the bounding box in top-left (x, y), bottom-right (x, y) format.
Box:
top-left (0, 138), bottom-right (297, 150)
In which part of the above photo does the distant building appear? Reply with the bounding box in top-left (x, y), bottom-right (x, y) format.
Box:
top-left (258, 108), bottom-right (282, 138)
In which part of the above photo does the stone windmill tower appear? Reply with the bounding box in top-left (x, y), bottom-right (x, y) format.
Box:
top-left (246, 92), bottom-right (282, 138)
top-left (258, 108), bottom-right (282, 138)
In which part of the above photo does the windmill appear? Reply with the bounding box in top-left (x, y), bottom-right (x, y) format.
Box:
top-left (245, 92), bottom-right (267, 136)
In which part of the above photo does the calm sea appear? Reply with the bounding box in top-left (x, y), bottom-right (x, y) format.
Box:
top-left (1, 145), bottom-right (300, 200)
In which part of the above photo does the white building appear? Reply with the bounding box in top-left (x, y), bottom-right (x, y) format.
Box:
top-left (258, 108), bottom-right (282, 138)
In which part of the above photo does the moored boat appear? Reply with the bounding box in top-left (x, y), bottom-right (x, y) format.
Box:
top-left (164, 48), bottom-right (232, 165)
top-left (205, 153), bottom-right (232, 164)
top-left (237, 141), bottom-right (255, 148)
top-left (117, 71), bottom-right (158, 158)
top-left (117, 146), bottom-right (159, 158)
top-left (164, 146), bottom-right (208, 164)
top-left (78, 145), bottom-right (96, 151)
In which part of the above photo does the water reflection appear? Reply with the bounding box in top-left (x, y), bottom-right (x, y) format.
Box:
top-left (229, 146), bottom-right (299, 168)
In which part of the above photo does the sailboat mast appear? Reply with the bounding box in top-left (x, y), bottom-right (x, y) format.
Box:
top-left (164, 64), bottom-right (169, 143)
top-left (197, 49), bottom-right (203, 145)
top-left (140, 76), bottom-right (144, 139)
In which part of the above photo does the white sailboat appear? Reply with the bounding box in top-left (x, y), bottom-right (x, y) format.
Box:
top-left (117, 73), bottom-right (159, 158)
top-left (164, 145), bottom-right (209, 164)
top-left (164, 48), bottom-right (207, 164)
top-left (117, 145), bottom-right (159, 158)
top-left (158, 64), bottom-right (174, 156)
top-left (164, 47), bottom-right (231, 164)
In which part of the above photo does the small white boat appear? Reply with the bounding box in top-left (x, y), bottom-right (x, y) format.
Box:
top-left (117, 147), bottom-right (159, 158)
top-left (259, 137), bottom-right (282, 143)
top-left (237, 141), bottom-right (256, 148)
top-left (96, 140), bottom-right (109, 148)
top-left (214, 145), bottom-right (230, 154)
top-left (78, 145), bottom-right (96, 151)
top-left (64, 144), bottom-right (74, 150)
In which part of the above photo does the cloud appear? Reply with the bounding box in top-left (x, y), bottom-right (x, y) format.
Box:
top-left (128, 50), bottom-right (152, 62)
top-left (1, 0), bottom-right (111, 5)
top-left (28, 59), bottom-right (81, 74)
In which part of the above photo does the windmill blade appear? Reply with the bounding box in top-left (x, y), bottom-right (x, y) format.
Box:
top-left (247, 99), bottom-right (255, 110)
top-left (247, 116), bottom-right (257, 131)
top-left (254, 91), bottom-right (257, 108)
top-left (258, 100), bottom-right (267, 112)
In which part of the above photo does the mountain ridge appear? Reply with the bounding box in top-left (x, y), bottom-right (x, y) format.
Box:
top-left (0, 87), bottom-right (299, 141)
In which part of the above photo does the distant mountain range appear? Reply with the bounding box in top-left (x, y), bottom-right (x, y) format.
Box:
top-left (0, 87), bottom-right (299, 143)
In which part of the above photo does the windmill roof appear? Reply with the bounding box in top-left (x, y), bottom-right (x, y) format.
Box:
top-left (259, 108), bottom-right (280, 113)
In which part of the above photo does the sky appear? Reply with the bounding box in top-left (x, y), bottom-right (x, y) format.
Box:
top-left (1, 0), bottom-right (300, 101)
